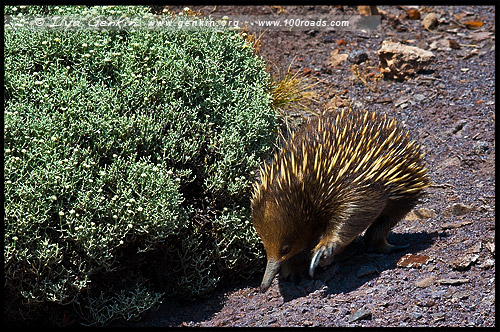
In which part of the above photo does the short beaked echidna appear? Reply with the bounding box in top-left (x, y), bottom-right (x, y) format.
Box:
top-left (251, 108), bottom-right (431, 292)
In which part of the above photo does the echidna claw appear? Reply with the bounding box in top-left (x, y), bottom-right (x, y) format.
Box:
top-left (310, 242), bottom-right (340, 277)
top-left (309, 249), bottom-right (323, 278)
top-left (326, 246), bottom-right (333, 257)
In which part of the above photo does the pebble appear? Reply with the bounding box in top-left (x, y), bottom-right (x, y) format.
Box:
top-left (405, 208), bottom-right (436, 220)
top-left (406, 8), bottom-right (421, 20)
top-left (393, 95), bottom-right (410, 107)
top-left (431, 313), bottom-right (445, 322)
top-left (348, 50), bottom-right (369, 64)
top-left (418, 300), bottom-right (436, 307)
top-left (452, 290), bottom-right (469, 300)
top-left (466, 242), bottom-right (482, 254)
top-left (413, 93), bottom-right (426, 101)
top-left (431, 289), bottom-right (445, 299)
top-left (448, 119), bottom-right (467, 135)
top-left (377, 40), bottom-right (435, 79)
top-left (267, 317), bottom-right (277, 324)
top-left (422, 13), bottom-right (438, 30)
top-left (479, 258), bottom-right (495, 269)
top-left (440, 219), bottom-right (472, 229)
top-left (450, 254), bottom-right (479, 271)
top-left (348, 309), bottom-right (372, 323)
top-left (437, 278), bottom-right (470, 285)
top-left (474, 141), bottom-right (489, 154)
top-left (321, 34), bottom-right (336, 43)
top-left (415, 276), bottom-right (435, 288)
top-left (450, 203), bottom-right (474, 216)
top-left (409, 312), bottom-right (422, 320)
top-left (485, 241), bottom-right (495, 254)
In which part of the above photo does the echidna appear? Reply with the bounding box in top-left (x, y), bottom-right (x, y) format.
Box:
top-left (251, 108), bottom-right (430, 292)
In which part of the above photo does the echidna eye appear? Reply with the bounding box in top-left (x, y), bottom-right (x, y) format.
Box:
top-left (281, 244), bottom-right (290, 256)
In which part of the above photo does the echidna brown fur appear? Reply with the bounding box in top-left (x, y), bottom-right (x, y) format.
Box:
top-left (252, 108), bottom-right (431, 292)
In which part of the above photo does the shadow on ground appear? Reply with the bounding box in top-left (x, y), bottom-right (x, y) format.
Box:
top-left (116, 230), bottom-right (441, 326)
top-left (278, 230), bottom-right (441, 302)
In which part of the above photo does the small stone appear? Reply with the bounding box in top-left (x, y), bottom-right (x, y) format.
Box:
top-left (348, 50), bottom-right (369, 64)
top-left (306, 30), bottom-right (319, 37)
top-left (441, 220), bottom-right (472, 229)
top-left (451, 254), bottom-right (479, 271)
top-left (466, 242), bottom-right (482, 254)
top-left (378, 41), bottom-right (435, 80)
top-left (449, 39), bottom-right (461, 49)
top-left (394, 95), bottom-right (410, 107)
top-left (329, 49), bottom-right (349, 68)
top-left (413, 93), bottom-right (426, 101)
top-left (431, 313), bottom-right (445, 322)
top-left (348, 309), bottom-right (372, 323)
top-left (449, 119), bottom-right (467, 135)
top-left (485, 241), bottom-right (495, 254)
top-left (415, 276), bottom-right (435, 288)
top-left (437, 278), bottom-right (469, 285)
top-left (409, 311), bottom-right (423, 320)
top-left (479, 258), bottom-right (495, 269)
top-left (474, 141), bottom-right (489, 154)
top-left (405, 208), bottom-right (436, 220)
top-left (267, 317), bottom-right (277, 324)
top-left (431, 289), bottom-right (445, 299)
top-left (422, 13), bottom-right (438, 30)
top-left (451, 203), bottom-right (474, 216)
top-left (452, 290), bottom-right (469, 300)
top-left (418, 300), bottom-right (436, 307)
top-left (322, 34), bottom-right (336, 43)
top-left (430, 39), bottom-right (452, 53)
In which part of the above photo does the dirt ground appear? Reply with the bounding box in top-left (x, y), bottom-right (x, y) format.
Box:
top-left (120, 5), bottom-right (495, 327)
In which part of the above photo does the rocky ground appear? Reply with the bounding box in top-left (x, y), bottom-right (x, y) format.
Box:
top-left (120, 5), bottom-right (495, 327)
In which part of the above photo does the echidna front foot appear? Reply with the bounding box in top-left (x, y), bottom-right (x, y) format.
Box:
top-left (309, 241), bottom-right (341, 277)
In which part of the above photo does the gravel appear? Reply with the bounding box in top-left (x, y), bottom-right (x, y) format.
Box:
top-left (118, 5), bottom-right (495, 327)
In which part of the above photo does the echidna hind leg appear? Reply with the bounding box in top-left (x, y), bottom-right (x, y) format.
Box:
top-left (364, 200), bottom-right (415, 253)
top-left (364, 219), bottom-right (410, 253)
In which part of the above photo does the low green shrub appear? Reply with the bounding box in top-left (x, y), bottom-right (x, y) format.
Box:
top-left (4, 5), bottom-right (277, 325)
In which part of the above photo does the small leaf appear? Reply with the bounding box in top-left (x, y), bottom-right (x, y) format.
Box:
top-left (397, 253), bottom-right (430, 268)
top-left (328, 49), bottom-right (349, 68)
top-left (465, 21), bottom-right (485, 29)
top-left (406, 9), bottom-right (421, 20)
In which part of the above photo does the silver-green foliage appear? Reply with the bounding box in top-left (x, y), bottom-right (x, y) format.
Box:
top-left (4, 5), bottom-right (276, 325)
